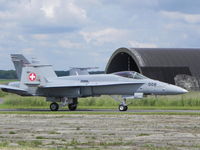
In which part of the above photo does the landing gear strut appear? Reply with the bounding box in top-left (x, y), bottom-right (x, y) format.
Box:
top-left (68, 104), bottom-right (77, 111)
top-left (118, 98), bottom-right (128, 111)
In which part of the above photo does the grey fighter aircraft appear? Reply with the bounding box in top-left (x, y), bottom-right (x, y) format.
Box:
top-left (0, 54), bottom-right (188, 111)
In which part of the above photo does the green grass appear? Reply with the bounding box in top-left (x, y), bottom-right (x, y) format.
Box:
top-left (78, 93), bottom-right (200, 108)
top-left (137, 133), bottom-right (150, 136)
top-left (0, 80), bottom-right (17, 97)
top-left (2, 95), bottom-right (48, 107)
top-left (1, 93), bottom-right (200, 109)
top-left (35, 136), bottom-right (45, 139)
top-left (48, 131), bottom-right (59, 134)
top-left (17, 140), bottom-right (42, 147)
top-left (76, 127), bottom-right (81, 130)
top-left (0, 91), bottom-right (9, 97)
top-left (1, 81), bottom-right (200, 110)
top-left (143, 144), bottom-right (171, 150)
top-left (0, 79), bottom-right (17, 84)
top-left (0, 79), bottom-right (200, 108)
top-left (9, 131), bottom-right (16, 134)
top-left (0, 141), bottom-right (9, 147)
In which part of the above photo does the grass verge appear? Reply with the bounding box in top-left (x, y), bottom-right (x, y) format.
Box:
top-left (1, 93), bottom-right (200, 110)
top-left (1, 85), bottom-right (200, 110)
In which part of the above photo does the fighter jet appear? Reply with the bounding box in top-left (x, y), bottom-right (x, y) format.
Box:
top-left (0, 54), bottom-right (188, 111)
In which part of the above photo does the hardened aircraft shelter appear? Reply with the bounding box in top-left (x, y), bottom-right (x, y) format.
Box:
top-left (106, 48), bottom-right (200, 85)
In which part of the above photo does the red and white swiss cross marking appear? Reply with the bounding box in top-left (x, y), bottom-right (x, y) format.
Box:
top-left (29, 73), bottom-right (36, 81)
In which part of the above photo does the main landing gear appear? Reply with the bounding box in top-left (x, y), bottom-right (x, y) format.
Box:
top-left (68, 98), bottom-right (78, 111)
top-left (49, 98), bottom-right (78, 111)
top-left (50, 102), bottom-right (59, 111)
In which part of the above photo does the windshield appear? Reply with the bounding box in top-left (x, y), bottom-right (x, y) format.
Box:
top-left (113, 71), bottom-right (148, 79)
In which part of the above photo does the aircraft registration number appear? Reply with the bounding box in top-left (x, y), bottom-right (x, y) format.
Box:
top-left (148, 83), bottom-right (157, 87)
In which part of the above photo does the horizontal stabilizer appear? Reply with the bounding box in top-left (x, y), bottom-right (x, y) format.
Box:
top-left (0, 85), bottom-right (31, 96)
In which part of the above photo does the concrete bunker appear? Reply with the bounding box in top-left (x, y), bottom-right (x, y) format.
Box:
top-left (106, 47), bottom-right (200, 90)
top-left (106, 52), bottom-right (140, 73)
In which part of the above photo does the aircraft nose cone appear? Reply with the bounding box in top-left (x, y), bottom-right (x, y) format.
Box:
top-left (179, 88), bottom-right (188, 94)
top-left (170, 85), bottom-right (188, 94)
top-left (182, 88), bottom-right (188, 94)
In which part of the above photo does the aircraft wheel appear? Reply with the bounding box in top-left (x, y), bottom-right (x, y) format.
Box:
top-left (119, 105), bottom-right (128, 111)
top-left (68, 104), bottom-right (77, 111)
top-left (124, 106), bottom-right (128, 111)
top-left (50, 102), bottom-right (59, 111)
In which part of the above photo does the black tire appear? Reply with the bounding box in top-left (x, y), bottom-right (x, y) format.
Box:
top-left (68, 104), bottom-right (77, 111)
top-left (50, 102), bottom-right (59, 111)
top-left (119, 105), bottom-right (128, 111)
top-left (124, 106), bottom-right (128, 111)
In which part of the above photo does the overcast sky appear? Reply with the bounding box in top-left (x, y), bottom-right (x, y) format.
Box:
top-left (0, 0), bottom-right (200, 70)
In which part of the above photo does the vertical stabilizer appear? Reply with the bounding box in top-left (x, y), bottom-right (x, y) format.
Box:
top-left (11, 54), bottom-right (31, 80)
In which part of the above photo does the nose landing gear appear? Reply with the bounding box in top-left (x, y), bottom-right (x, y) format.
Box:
top-left (119, 104), bottom-right (128, 111)
top-left (111, 96), bottom-right (129, 111)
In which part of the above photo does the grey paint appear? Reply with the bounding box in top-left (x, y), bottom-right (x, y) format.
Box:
top-left (11, 54), bottom-right (31, 80)
top-left (0, 54), bottom-right (188, 111)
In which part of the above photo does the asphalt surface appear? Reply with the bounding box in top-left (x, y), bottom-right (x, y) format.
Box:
top-left (0, 108), bottom-right (200, 113)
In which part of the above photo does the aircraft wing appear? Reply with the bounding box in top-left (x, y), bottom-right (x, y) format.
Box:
top-left (41, 80), bottom-right (144, 88)
top-left (0, 85), bottom-right (31, 96)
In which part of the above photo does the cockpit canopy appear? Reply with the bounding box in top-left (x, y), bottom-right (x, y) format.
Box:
top-left (113, 71), bottom-right (148, 79)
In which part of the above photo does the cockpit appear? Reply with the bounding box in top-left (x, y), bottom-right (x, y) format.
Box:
top-left (113, 71), bottom-right (148, 79)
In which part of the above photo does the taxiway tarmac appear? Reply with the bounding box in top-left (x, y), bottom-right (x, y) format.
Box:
top-left (0, 108), bottom-right (200, 113)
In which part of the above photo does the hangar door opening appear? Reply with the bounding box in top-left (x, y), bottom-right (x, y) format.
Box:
top-left (106, 52), bottom-right (140, 73)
